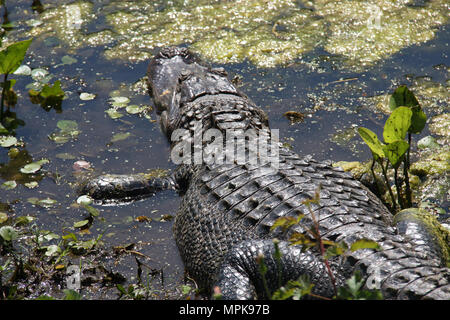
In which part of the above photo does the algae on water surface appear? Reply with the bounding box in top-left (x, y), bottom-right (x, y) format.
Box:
top-left (21, 0), bottom-right (449, 69)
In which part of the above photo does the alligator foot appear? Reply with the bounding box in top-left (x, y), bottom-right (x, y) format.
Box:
top-left (215, 239), bottom-right (343, 299)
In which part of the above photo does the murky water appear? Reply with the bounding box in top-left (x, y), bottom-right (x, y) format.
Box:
top-left (0, 0), bottom-right (448, 299)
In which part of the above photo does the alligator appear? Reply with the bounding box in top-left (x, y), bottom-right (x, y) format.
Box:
top-left (81, 47), bottom-right (450, 300)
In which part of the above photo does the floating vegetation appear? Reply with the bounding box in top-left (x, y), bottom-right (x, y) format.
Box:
top-left (20, 159), bottom-right (49, 174)
top-left (48, 120), bottom-right (80, 144)
top-left (22, 0), bottom-right (448, 69)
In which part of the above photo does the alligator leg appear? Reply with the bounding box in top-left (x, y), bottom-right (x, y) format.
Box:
top-left (214, 239), bottom-right (343, 299)
top-left (80, 173), bottom-right (178, 201)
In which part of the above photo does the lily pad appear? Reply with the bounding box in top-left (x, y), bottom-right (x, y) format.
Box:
top-left (31, 68), bottom-right (49, 82)
top-left (0, 226), bottom-right (18, 241)
top-left (13, 65), bottom-right (32, 76)
top-left (24, 181), bottom-right (39, 189)
top-left (125, 105), bottom-right (144, 114)
top-left (0, 212), bottom-right (8, 224)
top-left (56, 153), bottom-right (77, 160)
top-left (1, 181), bottom-right (17, 190)
top-left (0, 136), bottom-right (18, 148)
top-left (105, 108), bottom-right (124, 119)
top-left (57, 120), bottom-right (78, 132)
top-left (111, 132), bottom-right (131, 142)
top-left (61, 55), bottom-right (78, 65)
top-left (80, 92), bottom-right (96, 100)
top-left (27, 197), bottom-right (58, 208)
top-left (73, 219), bottom-right (89, 228)
top-left (20, 159), bottom-right (49, 174)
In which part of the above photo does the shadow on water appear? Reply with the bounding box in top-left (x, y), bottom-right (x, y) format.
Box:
top-left (0, 0), bottom-right (448, 299)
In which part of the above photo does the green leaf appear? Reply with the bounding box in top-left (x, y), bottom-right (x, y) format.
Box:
top-left (0, 226), bottom-right (19, 241)
top-left (111, 132), bottom-right (131, 143)
top-left (20, 159), bottom-right (48, 174)
top-left (57, 120), bottom-right (78, 132)
top-left (0, 212), bottom-right (8, 223)
top-left (1, 180), bottom-right (17, 190)
top-left (82, 204), bottom-right (99, 217)
top-left (20, 162), bottom-right (42, 174)
top-left (383, 107), bottom-right (412, 143)
top-left (44, 244), bottom-right (62, 256)
top-left (40, 80), bottom-right (65, 99)
top-left (0, 39), bottom-right (33, 74)
top-left (350, 239), bottom-right (382, 252)
top-left (60, 55), bottom-right (77, 65)
top-left (63, 289), bottom-right (81, 300)
top-left (0, 136), bottom-right (17, 148)
top-left (409, 106), bottom-right (427, 134)
top-left (105, 108), bottom-right (124, 119)
top-left (73, 220), bottom-right (89, 228)
top-left (382, 140), bottom-right (409, 169)
top-left (389, 85), bottom-right (419, 111)
top-left (357, 127), bottom-right (385, 159)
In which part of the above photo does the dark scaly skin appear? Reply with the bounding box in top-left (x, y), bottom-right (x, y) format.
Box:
top-left (81, 47), bottom-right (450, 299)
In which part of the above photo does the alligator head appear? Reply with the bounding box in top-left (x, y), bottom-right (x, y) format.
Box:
top-left (147, 47), bottom-right (241, 135)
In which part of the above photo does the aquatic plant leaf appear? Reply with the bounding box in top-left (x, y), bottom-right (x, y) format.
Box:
top-left (0, 212), bottom-right (8, 223)
top-left (383, 107), bottom-right (412, 143)
top-left (60, 55), bottom-right (78, 65)
top-left (0, 226), bottom-right (18, 241)
top-left (57, 120), bottom-right (78, 132)
top-left (409, 106), bottom-right (427, 134)
top-left (0, 39), bottom-right (32, 74)
top-left (357, 127), bottom-right (385, 159)
top-left (44, 244), bottom-right (62, 257)
top-left (111, 132), bottom-right (131, 142)
top-left (73, 219), bottom-right (89, 228)
top-left (1, 180), bottom-right (17, 190)
top-left (20, 159), bottom-right (49, 174)
top-left (389, 85), bottom-right (419, 110)
top-left (382, 140), bottom-right (410, 169)
top-left (80, 92), bottom-right (96, 100)
top-left (13, 65), bottom-right (32, 76)
top-left (40, 80), bottom-right (65, 99)
top-left (0, 136), bottom-right (18, 148)
top-left (105, 108), bottom-right (124, 119)
top-left (125, 105), bottom-right (144, 114)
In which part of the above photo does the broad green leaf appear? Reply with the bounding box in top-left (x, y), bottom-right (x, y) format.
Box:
top-left (125, 105), bottom-right (144, 114)
top-left (14, 216), bottom-right (35, 226)
top-left (409, 106), bottom-right (427, 134)
top-left (40, 80), bottom-right (65, 98)
top-left (31, 68), bottom-right (50, 82)
top-left (382, 141), bottom-right (410, 169)
top-left (0, 212), bottom-right (8, 223)
top-left (13, 65), bottom-right (32, 76)
top-left (24, 181), bottom-right (39, 188)
top-left (357, 127), bottom-right (385, 159)
top-left (20, 159), bottom-right (48, 174)
top-left (60, 55), bottom-right (77, 65)
top-left (105, 108), bottom-right (123, 119)
top-left (111, 132), bottom-right (131, 142)
top-left (1, 180), bottom-right (17, 190)
top-left (383, 107), bottom-right (412, 143)
top-left (0, 136), bottom-right (17, 148)
top-left (0, 226), bottom-right (18, 241)
top-left (73, 219), bottom-right (89, 228)
top-left (0, 39), bottom-right (32, 74)
top-left (57, 120), bottom-right (78, 132)
top-left (350, 239), bottom-right (382, 252)
top-left (45, 244), bottom-right (62, 257)
top-left (389, 85), bottom-right (419, 111)
top-left (82, 204), bottom-right (99, 217)
top-left (20, 162), bottom-right (42, 173)
top-left (80, 92), bottom-right (96, 101)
